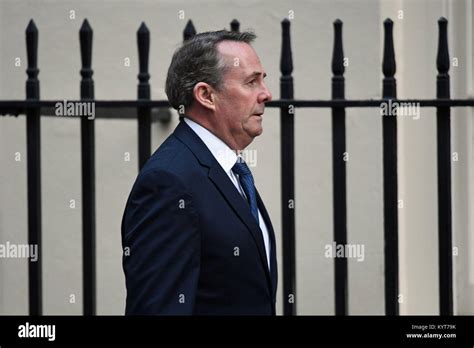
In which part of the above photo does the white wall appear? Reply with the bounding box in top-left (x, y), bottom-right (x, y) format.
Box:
top-left (0, 0), bottom-right (472, 315)
top-left (383, 0), bottom-right (474, 314)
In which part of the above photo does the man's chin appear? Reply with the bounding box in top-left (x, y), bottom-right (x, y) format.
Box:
top-left (243, 128), bottom-right (263, 142)
top-left (243, 119), bottom-right (264, 139)
top-left (252, 126), bottom-right (263, 137)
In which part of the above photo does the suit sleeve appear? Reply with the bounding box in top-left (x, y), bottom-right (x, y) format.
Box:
top-left (122, 168), bottom-right (200, 315)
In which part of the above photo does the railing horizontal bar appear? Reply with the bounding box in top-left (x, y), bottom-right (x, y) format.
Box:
top-left (0, 99), bottom-right (473, 115)
top-left (266, 99), bottom-right (474, 107)
top-left (0, 106), bottom-right (173, 121)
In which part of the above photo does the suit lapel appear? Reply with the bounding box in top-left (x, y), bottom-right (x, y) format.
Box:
top-left (256, 190), bottom-right (278, 302)
top-left (208, 166), bottom-right (271, 280)
top-left (173, 119), bottom-right (273, 294)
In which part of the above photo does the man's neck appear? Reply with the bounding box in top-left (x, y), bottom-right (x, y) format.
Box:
top-left (184, 114), bottom-right (245, 152)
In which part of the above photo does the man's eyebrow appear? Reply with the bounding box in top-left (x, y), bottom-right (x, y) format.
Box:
top-left (247, 71), bottom-right (267, 79)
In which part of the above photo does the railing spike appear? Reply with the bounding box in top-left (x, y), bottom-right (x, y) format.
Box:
top-left (230, 19), bottom-right (240, 32)
top-left (436, 17), bottom-right (449, 75)
top-left (80, 18), bottom-right (92, 33)
top-left (138, 21), bottom-right (149, 35)
top-left (79, 19), bottom-right (93, 99)
top-left (183, 19), bottom-right (196, 41)
top-left (332, 19), bottom-right (344, 77)
top-left (26, 19), bottom-right (39, 98)
top-left (280, 18), bottom-right (293, 76)
top-left (137, 21), bottom-right (151, 169)
top-left (382, 18), bottom-right (396, 78)
top-left (137, 21), bottom-right (150, 97)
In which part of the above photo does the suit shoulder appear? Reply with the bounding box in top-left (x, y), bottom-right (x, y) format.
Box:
top-left (142, 134), bottom-right (185, 170)
top-left (137, 133), bottom-right (200, 187)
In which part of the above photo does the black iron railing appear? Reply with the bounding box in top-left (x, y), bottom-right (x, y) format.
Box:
top-left (1, 17), bottom-right (473, 316)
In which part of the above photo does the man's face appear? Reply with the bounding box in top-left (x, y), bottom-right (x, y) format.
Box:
top-left (213, 41), bottom-right (272, 149)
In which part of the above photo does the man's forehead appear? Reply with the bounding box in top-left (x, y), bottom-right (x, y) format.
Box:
top-left (217, 40), bottom-right (263, 72)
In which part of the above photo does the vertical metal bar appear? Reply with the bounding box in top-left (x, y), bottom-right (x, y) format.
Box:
top-left (79, 19), bottom-right (96, 316)
top-left (382, 18), bottom-right (399, 316)
top-left (436, 17), bottom-right (453, 316)
top-left (230, 19), bottom-right (240, 32)
top-left (331, 19), bottom-right (347, 316)
top-left (137, 22), bottom-right (151, 170)
top-left (180, 20), bottom-right (197, 122)
top-left (280, 18), bottom-right (296, 316)
top-left (25, 19), bottom-right (42, 315)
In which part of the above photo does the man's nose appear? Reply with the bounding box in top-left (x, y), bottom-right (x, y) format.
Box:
top-left (260, 83), bottom-right (272, 103)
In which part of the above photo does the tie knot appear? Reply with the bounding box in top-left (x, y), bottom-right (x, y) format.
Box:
top-left (232, 158), bottom-right (252, 177)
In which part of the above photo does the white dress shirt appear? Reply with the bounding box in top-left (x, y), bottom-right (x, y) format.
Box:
top-left (184, 117), bottom-right (271, 270)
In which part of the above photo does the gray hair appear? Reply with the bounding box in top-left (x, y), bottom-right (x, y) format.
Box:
top-left (165, 30), bottom-right (256, 110)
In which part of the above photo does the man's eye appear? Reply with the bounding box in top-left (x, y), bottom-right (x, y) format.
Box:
top-left (248, 79), bottom-right (256, 85)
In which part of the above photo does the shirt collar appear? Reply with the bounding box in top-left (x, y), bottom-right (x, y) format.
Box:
top-left (184, 117), bottom-right (239, 173)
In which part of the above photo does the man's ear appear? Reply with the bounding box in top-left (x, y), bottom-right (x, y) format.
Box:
top-left (193, 82), bottom-right (216, 111)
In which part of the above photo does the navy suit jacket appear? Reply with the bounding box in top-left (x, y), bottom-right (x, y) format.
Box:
top-left (121, 118), bottom-right (278, 315)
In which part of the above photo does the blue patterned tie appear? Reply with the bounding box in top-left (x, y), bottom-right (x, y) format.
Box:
top-left (232, 158), bottom-right (259, 225)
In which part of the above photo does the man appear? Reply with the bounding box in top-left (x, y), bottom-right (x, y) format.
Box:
top-left (121, 30), bottom-right (276, 315)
